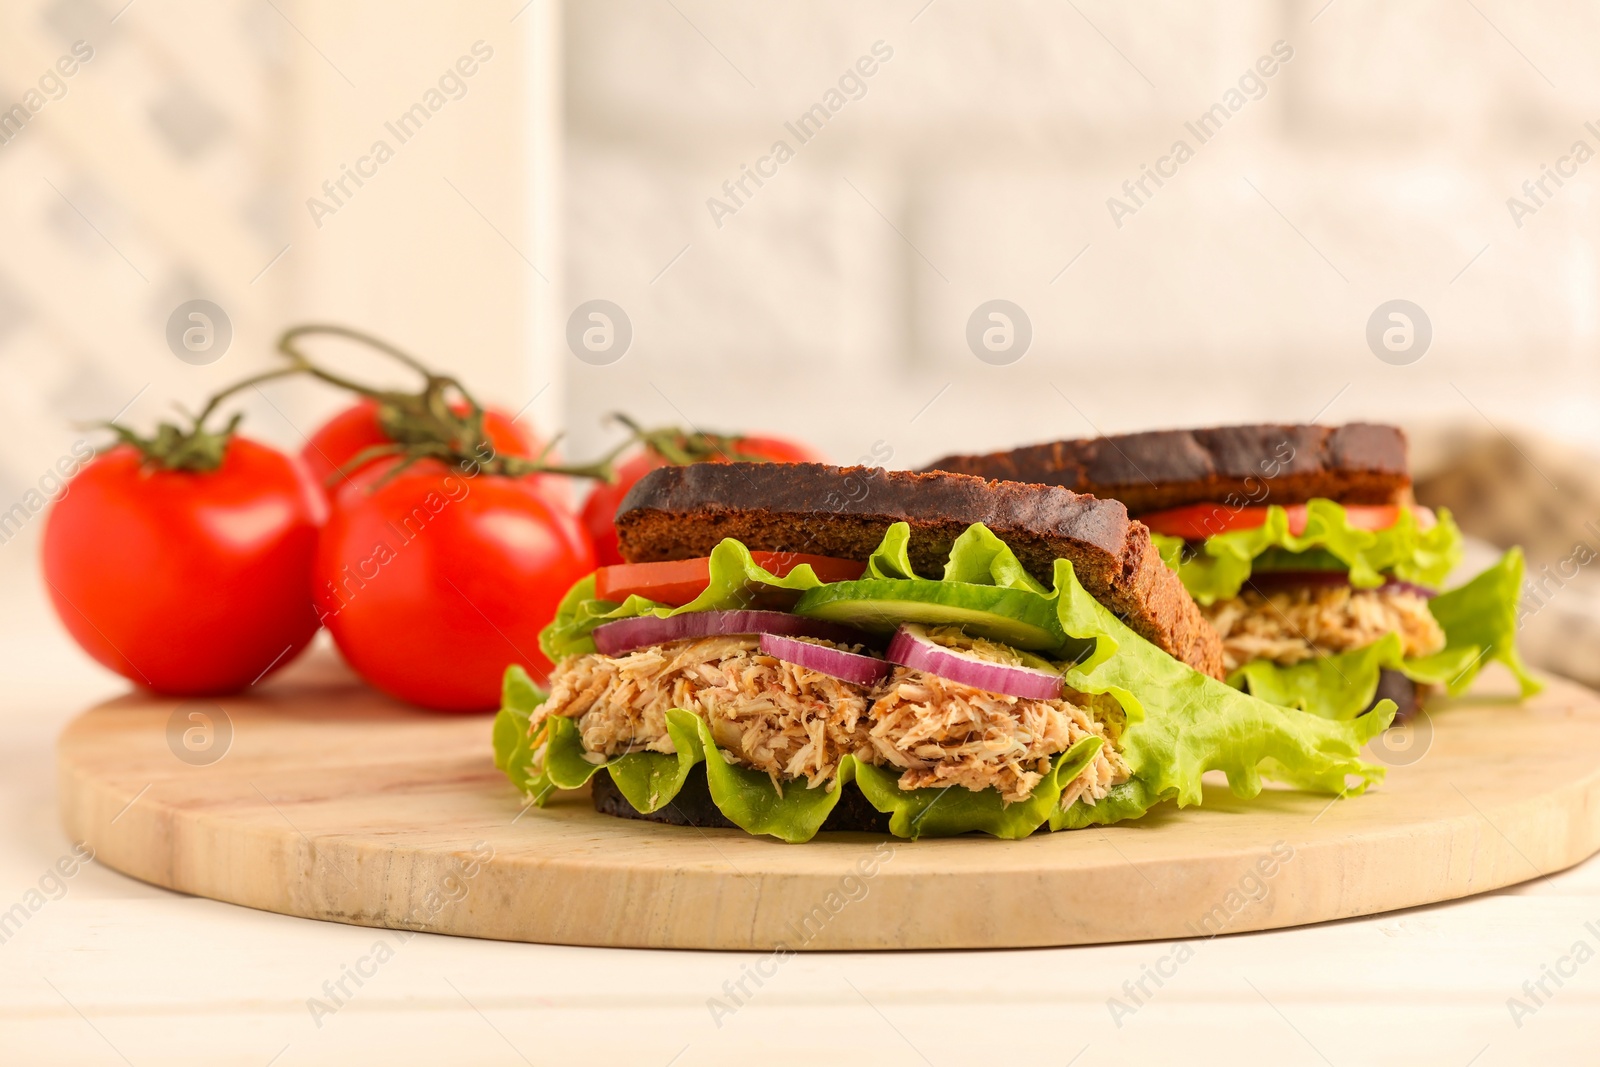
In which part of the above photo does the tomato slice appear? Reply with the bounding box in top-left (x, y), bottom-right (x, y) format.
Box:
top-left (1141, 503), bottom-right (1429, 540)
top-left (594, 552), bottom-right (866, 607)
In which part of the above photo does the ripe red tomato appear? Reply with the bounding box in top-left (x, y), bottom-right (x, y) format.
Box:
top-left (580, 434), bottom-right (822, 567)
top-left (42, 439), bottom-right (325, 695)
top-left (594, 552), bottom-right (864, 606)
top-left (316, 457), bottom-right (595, 711)
top-left (1141, 503), bottom-right (1431, 540)
top-left (723, 436), bottom-right (820, 465)
top-left (301, 398), bottom-right (539, 492)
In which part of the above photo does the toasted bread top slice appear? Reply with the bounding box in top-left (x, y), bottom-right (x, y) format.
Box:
top-left (613, 462), bottom-right (1225, 678)
top-left (923, 423), bottom-right (1411, 515)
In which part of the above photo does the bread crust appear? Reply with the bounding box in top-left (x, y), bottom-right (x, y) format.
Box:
top-left (613, 462), bottom-right (1226, 678)
top-left (924, 423), bottom-right (1410, 514)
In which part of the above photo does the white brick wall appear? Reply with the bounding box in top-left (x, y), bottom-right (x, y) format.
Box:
top-left (1292, 0), bottom-right (1600, 137)
top-left (568, 0), bottom-right (1285, 142)
top-left (562, 0), bottom-right (1600, 467)
top-left (565, 148), bottom-right (903, 373)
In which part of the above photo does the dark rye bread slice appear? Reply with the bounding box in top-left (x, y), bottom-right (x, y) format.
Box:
top-left (613, 462), bottom-right (1225, 679)
top-left (1372, 669), bottom-right (1424, 725)
top-left (923, 423), bottom-right (1411, 515)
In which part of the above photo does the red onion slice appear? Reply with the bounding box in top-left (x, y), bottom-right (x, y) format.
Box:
top-left (1381, 579), bottom-right (1439, 599)
top-left (759, 633), bottom-right (890, 686)
top-left (885, 625), bottom-right (1064, 700)
top-left (592, 610), bottom-right (872, 656)
top-left (1246, 571), bottom-right (1437, 598)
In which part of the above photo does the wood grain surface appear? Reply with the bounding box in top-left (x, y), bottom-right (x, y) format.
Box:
top-left (56, 656), bottom-right (1600, 950)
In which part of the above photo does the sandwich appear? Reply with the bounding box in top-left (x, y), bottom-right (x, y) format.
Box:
top-left (493, 462), bottom-right (1394, 842)
top-left (927, 423), bottom-right (1539, 720)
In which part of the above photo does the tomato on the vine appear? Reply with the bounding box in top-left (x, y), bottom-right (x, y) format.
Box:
top-left (300, 397), bottom-right (539, 490)
top-left (579, 425), bottom-right (822, 567)
top-left (43, 437), bottom-right (325, 695)
top-left (280, 325), bottom-right (576, 512)
top-left (315, 455), bottom-right (595, 711)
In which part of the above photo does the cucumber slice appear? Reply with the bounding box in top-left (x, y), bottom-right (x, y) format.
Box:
top-left (1252, 547), bottom-right (1349, 572)
top-left (792, 579), bottom-right (1067, 652)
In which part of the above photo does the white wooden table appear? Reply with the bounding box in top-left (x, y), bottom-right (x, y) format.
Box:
top-left (3, 556), bottom-right (1595, 1066)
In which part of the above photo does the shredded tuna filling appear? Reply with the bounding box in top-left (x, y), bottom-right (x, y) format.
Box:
top-left (1202, 583), bottom-right (1446, 672)
top-left (535, 634), bottom-right (1129, 807)
top-left (536, 635), bottom-right (874, 789)
top-left (868, 666), bottom-right (1128, 805)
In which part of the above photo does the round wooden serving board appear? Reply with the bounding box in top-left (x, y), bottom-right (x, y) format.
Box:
top-left (58, 655), bottom-right (1600, 951)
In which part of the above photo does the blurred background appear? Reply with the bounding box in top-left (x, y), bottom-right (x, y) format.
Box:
top-left (2, 0), bottom-right (1598, 682)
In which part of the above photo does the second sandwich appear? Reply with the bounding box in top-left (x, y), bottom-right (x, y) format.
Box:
top-left (928, 423), bottom-right (1539, 719)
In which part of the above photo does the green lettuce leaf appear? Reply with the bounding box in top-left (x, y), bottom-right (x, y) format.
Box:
top-left (1154, 501), bottom-right (1464, 605)
top-left (1230, 639), bottom-right (1490, 720)
top-left (1047, 557), bottom-right (1393, 827)
top-left (606, 713), bottom-right (709, 814)
top-left (491, 665), bottom-right (553, 802)
top-left (689, 712), bottom-right (855, 843)
top-left (855, 736), bottom-right (1104, 840)
top-left (864, 522), bottom-right (920, 580)
top-left (1152, 532), bottom-right (1185, 572)
top-left (865, 520), bottom-right (1050, 595)
top-left (937, 523), bottom-right (1051, 594)
top-left (492, 668), bottom-right (710, 815)
top-left (541, 711), bottom-right (709, 815)
top-left (1233, 633), bottom-right (1402, 721)
top-left (543, 714), bottom-right (608, 788)
top-left (1426, 546), bottom-right (1540, 696)
top-left (1226, 549), bottom-right (1541, 718)
top-left (1052, 778), bottom-right (1164, 831)
top-left (1234, 633), bottom-right (1403, 720)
